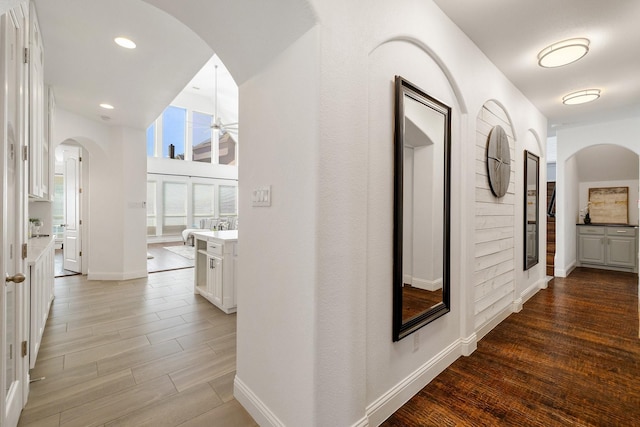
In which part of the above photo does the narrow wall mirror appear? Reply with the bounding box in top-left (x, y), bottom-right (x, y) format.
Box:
top-left (393, 76), bottom-right (451, 341)
top-left (524, 150), bottom-right (539, 270)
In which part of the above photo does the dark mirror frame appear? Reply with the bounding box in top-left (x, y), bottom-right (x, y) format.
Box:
top-left (524, 150), bottom-right (540, 270)
top-left (393, 76), bottom-right (451, 342)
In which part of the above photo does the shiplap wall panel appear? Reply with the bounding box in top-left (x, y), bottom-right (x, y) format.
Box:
top-left (474, 101), bottom-right (515, 332)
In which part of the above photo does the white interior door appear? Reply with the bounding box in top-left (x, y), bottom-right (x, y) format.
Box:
top-left (62, 146), bottom-right (82, 273)
top-left (1, 7), bottom-right (28, 427)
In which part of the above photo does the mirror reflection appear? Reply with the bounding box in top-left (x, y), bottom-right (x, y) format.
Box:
top-left (393, 76), bottom-right (451, 341)
top-left (524, 151), bottom-right (539, 269)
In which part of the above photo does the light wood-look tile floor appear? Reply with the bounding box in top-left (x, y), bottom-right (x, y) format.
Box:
top-left (18, 268), bottom-right (257, 427)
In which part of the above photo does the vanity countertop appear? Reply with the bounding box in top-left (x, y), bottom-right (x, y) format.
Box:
top-left (27, 235), bottom-right (55, 263)
top-left (192, 230), bottom-right (238, 242)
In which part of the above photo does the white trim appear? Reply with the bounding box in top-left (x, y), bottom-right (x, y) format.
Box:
top-left (365, 340), bottom-right (461, 427)
top-left (234, 376), bottom-right (285, 427)
top-left (476, 305), bottom-right (512, 341)
top-left (87, 270), bottom-right (148, 281)
top-left (555, 260), bottom-right (576, 278)
top-left (460, 332), bottom-right (477, 356)
top-left (351, 416), bottom-right (369, 427)
top-left (411, 277), bottom-right (443, 292)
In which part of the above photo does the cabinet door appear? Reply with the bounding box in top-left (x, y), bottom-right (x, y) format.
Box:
top-left (579, 235), bottom-right (605, 264)
top-left (607, 237), bottom-right (636, 268)
top-left (207, 255), bottom-right (223, 306)
top-left (29, 6), bottom-right (45, 197)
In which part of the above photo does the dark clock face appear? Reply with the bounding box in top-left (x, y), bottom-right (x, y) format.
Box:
top-left (486, 125), bottom-right (511, 198)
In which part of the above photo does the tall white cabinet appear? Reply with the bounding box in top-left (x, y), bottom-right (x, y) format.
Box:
top-left (193, 230), bottom-right (238, 314)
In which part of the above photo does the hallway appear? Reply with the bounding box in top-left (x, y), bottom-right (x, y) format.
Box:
top-left (18, 269), bottom-right (255, 427)
top-left (384, 268), bottom-right (640, 426)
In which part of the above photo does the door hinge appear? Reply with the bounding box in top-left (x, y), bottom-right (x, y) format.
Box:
top-left (79, 219), bottom-right (82, 225)
top-left (23, 145), bottom-right (28, 161)
top-left (9, 344), bottom-right (12, 360)
top-left (22, 341), bottom-right (28, 357)
top-left (79, 188), bottom-right (83, 193)
top-left (23, 47), bottom-right (28, 64)
top-left (79, 251), bottom-right (82, 257)
top-left (22, 243), bottom-right (27, 259)
top-left (79, 156), bottom-right (82, 162)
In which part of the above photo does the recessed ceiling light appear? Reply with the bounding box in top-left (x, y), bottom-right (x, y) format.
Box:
top-left (100, 103), bottom-right (115, 110)
top-left (562, 89), bottom-right (601, 105)
top-left (114, 37), bottom-right (136, 49)
top-left (538, 38), bottom-right (589, 68)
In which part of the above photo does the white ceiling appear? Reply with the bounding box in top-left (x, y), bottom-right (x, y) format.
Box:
top-left (33, 0), bottom-right (213, 129)
top-left (433, 0), bottom-right (640, 135)
top-left (34, 1), bottom-right (640, 136)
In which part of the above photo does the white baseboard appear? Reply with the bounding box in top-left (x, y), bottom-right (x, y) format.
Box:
top-left (412, 277), bottom-right (443, 292)
top-left (476, 305), bottom-right (512, 341)
top-left (234, 376), bottom-right (285, 427)
top-left (460, 333), bottom-right (477, 356)
top-left (365, 340), bottom-right (461, 426)
top-left (512, 278), bottom-right (545, 312)
top-left (555, 260), bottom-right (576, 278)
top-left (351, 416), bottom-right (369, 427)
top-left (87, 270), bottom-right (148, 281)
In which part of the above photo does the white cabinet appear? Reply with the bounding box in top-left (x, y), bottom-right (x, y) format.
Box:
top-left (27, 236), bottom-right (55, 368)
top-left (577, 225), bottom-right (638, 273)
top-left (194, 231), bottom-right (238, 314)
top-left (28, 3), bottom-right (52, 200)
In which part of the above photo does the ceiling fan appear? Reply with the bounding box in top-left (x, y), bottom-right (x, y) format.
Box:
top-left (211, 64), bottom-right (238, 134)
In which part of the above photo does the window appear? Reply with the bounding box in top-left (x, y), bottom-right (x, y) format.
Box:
top-left (162, 106), bottom-right (186, 159)
top-left (162, 182), bottom-right (187, 234)
top-left (147, 181), bottom-right (157, 236)
top-left (192, 111), bottom-right (213, 163)
top-left (219, 185), bottom-right (237, 216)
top-left (52, 175), bottom-right (65, 239)
top-left (147, 105), bottom-right (238, 166)
top-left (146, 123), bottom-right (156, 157)
top-left (193, 184), bottom-right (215, 223)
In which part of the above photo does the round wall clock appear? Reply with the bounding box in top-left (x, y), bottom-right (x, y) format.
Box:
top-left (486, 125), bottom-right (511, 198)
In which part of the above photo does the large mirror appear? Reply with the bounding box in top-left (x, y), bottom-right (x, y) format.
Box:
top-left (393, 76), bottom-right (451, 341)
top-left (524, 151), bottom-right (539, 270)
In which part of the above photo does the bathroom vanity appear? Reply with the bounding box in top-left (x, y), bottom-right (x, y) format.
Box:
top-left (193, 230), bottom-right (238, 314)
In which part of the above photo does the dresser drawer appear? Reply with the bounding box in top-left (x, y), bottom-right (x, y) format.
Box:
top-left (207, 241), bottom-right (223, 256)
top-left (608, 227), bottom-right (637, 237)
top-left (578, 226), bottom-right (604, 235)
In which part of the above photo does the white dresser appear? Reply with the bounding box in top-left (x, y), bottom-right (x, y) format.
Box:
top-left (193, 230), bottom-right (238, 314)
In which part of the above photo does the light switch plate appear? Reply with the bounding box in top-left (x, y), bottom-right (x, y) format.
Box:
top-left (252, 185), bottom-right (271, 207)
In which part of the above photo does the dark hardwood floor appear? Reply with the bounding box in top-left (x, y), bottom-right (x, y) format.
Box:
top-left (384, 267), bottom-right (640, 426)
top-left (403, 286), bottom-right (443, 321)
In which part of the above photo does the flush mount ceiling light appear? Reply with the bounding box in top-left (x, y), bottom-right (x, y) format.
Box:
top-left (99, 103), bottom-right (115, 110)
top-left (114, 37), bottom-right (136, 49)
top-left (562, 89), bottom-right (601, 105)
top-left (537, 38), bottom-right (589, 68)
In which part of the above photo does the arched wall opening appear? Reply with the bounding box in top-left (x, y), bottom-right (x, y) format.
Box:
top-left (558, 143), bottom-right (639, 277)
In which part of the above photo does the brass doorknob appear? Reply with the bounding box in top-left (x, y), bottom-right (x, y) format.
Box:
top-left (5, 273), bottom-right (25, 283)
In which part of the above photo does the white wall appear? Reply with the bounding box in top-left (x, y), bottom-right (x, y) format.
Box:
top-left (365, 1), bottom-right (547, 424)
top-left (555, 117), bottom-right (640, 277)
top-left (130, 1), bottom-right (551, 425)
top-left (234, 27), bottom-right (321, 427)
top-left (53, 108), bottom-right (147, 280)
